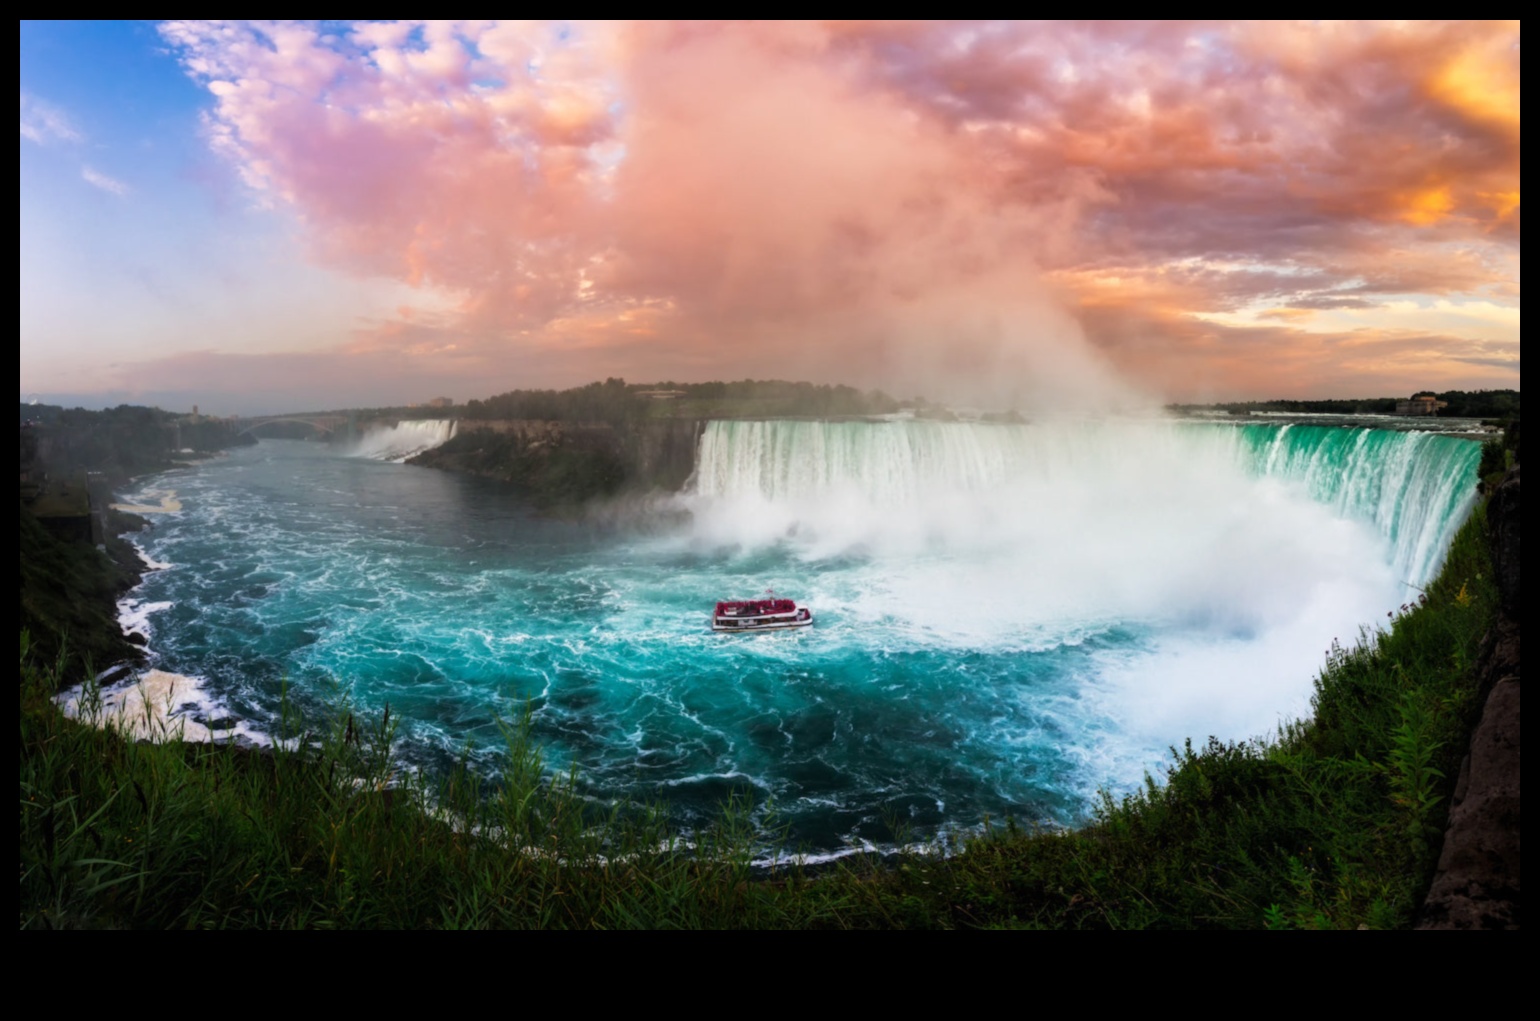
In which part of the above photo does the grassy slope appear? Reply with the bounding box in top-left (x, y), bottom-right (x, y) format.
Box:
top-left (20, 505), bottom-right (1496, 928)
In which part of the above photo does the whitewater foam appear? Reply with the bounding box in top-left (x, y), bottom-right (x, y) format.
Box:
top-left (118, 598), bottom-right (173, 648)
top-left (349, 419), bottom-right (456, 461)
top-left (58, 670), bottom-right (273, 746)
top-left (126, 535), bottom-right (173, 571)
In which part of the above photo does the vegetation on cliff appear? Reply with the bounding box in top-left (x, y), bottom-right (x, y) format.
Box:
top-left (627, 379), bottom-right (903, 420)
top-left (411, 426), bottom-right (633, 509)
top-left (457, 377), bottom-right (902, 425)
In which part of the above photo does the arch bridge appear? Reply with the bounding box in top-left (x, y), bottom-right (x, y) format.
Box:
top-left (234, 414), bottom-right (352, 439)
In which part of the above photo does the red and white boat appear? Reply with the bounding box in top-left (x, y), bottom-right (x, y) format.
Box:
top-left (711, 593), bottom-right (813, 632)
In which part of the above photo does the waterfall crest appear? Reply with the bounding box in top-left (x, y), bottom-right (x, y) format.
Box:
top-left (692, 419), bottom-right (1478, 586)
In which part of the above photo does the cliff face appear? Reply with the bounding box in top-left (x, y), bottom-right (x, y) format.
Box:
top-left (406, 418), bottom-right (703, 507)
top-left (623, 418), bottom-right (703, 492)
top-left (1419, 464), bottom-right (1521, 929)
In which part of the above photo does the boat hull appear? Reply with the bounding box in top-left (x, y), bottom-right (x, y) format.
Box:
top-left (711, 616), bottom-right (814, 632)
top-left (708, 609), bottom-right (813, 634)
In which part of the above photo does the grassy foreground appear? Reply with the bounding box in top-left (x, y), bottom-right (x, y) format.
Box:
top-left (20, 506), bottom-right (1495, 928)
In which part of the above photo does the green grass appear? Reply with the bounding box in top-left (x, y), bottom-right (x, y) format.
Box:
top-left (19, 506), bottom-right (1497, 928)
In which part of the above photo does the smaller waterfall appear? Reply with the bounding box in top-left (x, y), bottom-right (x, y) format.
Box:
top-left (349, 420), bottom-right (457, 461)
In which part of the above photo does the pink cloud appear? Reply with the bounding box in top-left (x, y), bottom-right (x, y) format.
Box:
top-left (157, 20), bottom-right (1520, 403)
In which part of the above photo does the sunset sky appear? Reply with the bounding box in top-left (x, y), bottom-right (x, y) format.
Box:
top-left (20, 21), bottom-right (1520, 415)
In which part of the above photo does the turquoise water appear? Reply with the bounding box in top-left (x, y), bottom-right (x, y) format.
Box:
top-left (115, 419), bottom-right (1478, 854)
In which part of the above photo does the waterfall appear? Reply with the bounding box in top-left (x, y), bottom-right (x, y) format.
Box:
top-left (1221, 424), bottom-right (1479, 587)
top-left (349, 419), bottom-right (457, 462)
top-left (692, 419), bottom-right (1479, 587)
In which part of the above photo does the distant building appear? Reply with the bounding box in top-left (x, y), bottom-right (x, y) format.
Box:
top-left (635, 390), bottom-right (687, 400)
top-left (1396, 395), bottom-right (1448, 416)
top-left (426, 397), bottom-right (453, 408)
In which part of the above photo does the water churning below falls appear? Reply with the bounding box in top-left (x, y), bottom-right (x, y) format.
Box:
top-left (110, 419), bottom-right (1478, 854)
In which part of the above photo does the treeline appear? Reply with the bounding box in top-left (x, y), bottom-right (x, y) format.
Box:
top-left (642, 379), bottom-right (901, 417)
top-left (459, 378), bottom-right (902, 424)
top-left (24, 404), bottom-right (179, 480)
top-left (20, 403), bottom-right (253, 484)
top-left (1168, 389), bottom-right (1519, 419)
top-left (460, 378), bottom-right (641, 426)
top-left (1417, 389), bottom-right (1521, 419)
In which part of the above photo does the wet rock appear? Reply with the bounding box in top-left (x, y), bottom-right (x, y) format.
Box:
top-left (96, 663), bottom-right (135, 686)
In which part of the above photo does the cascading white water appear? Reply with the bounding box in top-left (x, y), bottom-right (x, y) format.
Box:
top-left (1219, 424), bottom-right (1479, 587)
top-left (691, 418), bottom-right (1478, 587)
top-left (349, 419), bottom-right (457, 461)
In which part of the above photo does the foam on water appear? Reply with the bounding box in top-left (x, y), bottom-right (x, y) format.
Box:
top-left (124, 535), bottom-right (174, 571)
top-left (59, 669), bottom-right (273, 746)
top-left (118, 597), bottom-right (174, 647)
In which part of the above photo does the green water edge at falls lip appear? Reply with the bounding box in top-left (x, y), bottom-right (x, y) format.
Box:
top-left (88, 418), bottom-right (1478, 857)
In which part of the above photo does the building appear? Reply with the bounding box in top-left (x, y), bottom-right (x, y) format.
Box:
top-left (1395, 395), bottom-right (1449, 416)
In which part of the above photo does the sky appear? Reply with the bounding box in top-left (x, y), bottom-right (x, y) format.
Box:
top-left (20, 21), bottom-right (1521, 416)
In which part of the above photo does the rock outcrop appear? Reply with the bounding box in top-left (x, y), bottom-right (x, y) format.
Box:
top-left (406, 418), bottom-right (705, 507)
top-left (1419, 464), bottom-right (1521, 929)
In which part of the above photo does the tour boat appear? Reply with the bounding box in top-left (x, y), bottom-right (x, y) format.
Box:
top-left (711, 593), bottom-right (813, 632)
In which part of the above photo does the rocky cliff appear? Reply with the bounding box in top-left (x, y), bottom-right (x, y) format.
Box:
top-left (622, 417), bottom-right (703, 492)
top-left (1419, 463), bottom-right (1521, 929)
top-left (406, 418), bottom-right (703, 507)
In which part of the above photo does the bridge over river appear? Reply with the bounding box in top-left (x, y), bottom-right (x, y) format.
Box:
top-left (233, 413), bottom-right (353, 439)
